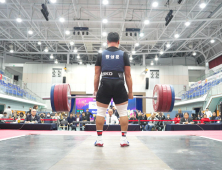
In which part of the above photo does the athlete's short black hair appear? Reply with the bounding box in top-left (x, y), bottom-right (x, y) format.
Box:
top-left (107, 32), bottom-right (119, 43)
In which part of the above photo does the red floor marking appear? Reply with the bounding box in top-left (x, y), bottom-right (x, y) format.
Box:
top-left (0, 130), bottom-right (222, 141)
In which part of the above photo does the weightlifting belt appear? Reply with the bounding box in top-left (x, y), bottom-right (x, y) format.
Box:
top-left (102, 71), bottom-right (124, 79)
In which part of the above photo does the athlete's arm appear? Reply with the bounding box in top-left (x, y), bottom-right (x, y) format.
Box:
top-left (125, 66), bottom-right (133, 99)
top-left (94, 66), bottom-right (101, 93)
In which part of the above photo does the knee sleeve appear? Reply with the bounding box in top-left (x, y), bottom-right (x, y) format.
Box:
top-left (96, 106), bottom-right (107, 117)
top-left (116, 104), bottom-right (128, 117)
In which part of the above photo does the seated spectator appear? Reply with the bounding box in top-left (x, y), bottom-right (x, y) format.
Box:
top-left (26, 112), bottom-right (30, 117)
top-left (52, 113), bottom-right (60, 123)
top-left (0, 112), bottom-right (8, 123)
top-left (129, 114), bottom-right (137, 124)
top-left (19, 112), bottom-right (26, 123)
top-left (180, 112), bottom-right (194, 124)
top-left (216, 112), bottom-right (221, 122)
top-left (45, 113), bottom-right (52, 123)
top-left (112, 106), bottom-right (119, 119)
top-left (156, 112), bottom-right (165, 131)
top-left (200, 110), bottom-right (205, 118)
top-left (75, 113), bottom-right (83, 131)
top-left (164, 114), bottom-right (172, 125)
top-left (106, 109), bottom-right (119, 125)
top-left (12, 111), bottom-right (18, 121)
top-left (178, 109), bottom-right (183, 118)
top-left (24, 109), bottom-right (40, 123)
top-left (210, 112), bottom-right (217, 123)
top-left (39, 113), bottom-right (45, 123)
top-left (67, 113), bottom-right (76, 131)
top-left (138, 112), bottom-right (147, 131)
top-left (173, 114), bottom-right (181, 124)
top-left (201, 114), bottom-right (210, 124)
top-left (60, 113), bottom-right (68, 130)
top-left (145, 114), bottom-right (158, 131)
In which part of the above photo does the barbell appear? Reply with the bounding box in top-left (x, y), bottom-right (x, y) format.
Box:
top-left (42, 84), bottom-right (181, 112)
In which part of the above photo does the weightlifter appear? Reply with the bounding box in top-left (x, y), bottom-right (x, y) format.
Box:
top-left (94, 32), bottom-right (133, 147)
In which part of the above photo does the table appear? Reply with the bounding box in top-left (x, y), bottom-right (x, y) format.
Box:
top-left (85, 124), bottom-right (140, 131)
top-left (165, 123), bottom-right (222, 131)
top-left (0, 123), bottom-right (57, 130)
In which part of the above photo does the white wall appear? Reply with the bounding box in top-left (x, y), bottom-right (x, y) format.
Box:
top-left (23, 64), bottom-right (189, 112)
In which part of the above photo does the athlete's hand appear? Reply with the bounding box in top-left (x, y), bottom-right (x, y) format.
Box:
top-left (93, 91), bottom-right (97, 97)
top-left (128, 92), bottom-right (133, 99)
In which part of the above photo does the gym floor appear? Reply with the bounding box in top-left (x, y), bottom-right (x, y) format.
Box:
top-left (0, 130), bottom-right (222, 170)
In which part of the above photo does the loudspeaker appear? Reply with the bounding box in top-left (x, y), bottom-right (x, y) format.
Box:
top-left (146, 78), bottom-right (149, 89)
top-left (63, 76), bottom-right (66, 83)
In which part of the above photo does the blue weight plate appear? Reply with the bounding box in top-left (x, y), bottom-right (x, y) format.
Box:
top-left (169, 85), bottom-right (175, 112)
top-left (50, 85), bottom-right (56, 112)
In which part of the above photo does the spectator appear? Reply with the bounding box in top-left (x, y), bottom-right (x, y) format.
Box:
top-left (210, 112), bottom-right (217, 123)
top-left (164, 114), bottom-right (172, 125)
top-left (85, 108), bottom-right (93, 121)
top-left (25, 109), bottom-right (40, 123)
top-left (178, 109), bottom-right (183, 118)
top-left (0, 112), bottom-right (8, 123)
top-left (82, 112), bottom-right (88, 121)
top-left (180, 112), bottom-right (194, 124)
top-left (67, 113), bottom-right (76, 131)
top-left (156, 112), bottom-right (165, 131)
top-left (216, 112), bottom-right (221, 122)
top-left (75, 113), bottom-right (83, 131)
top-left (45, 113), bottom-right (52, 123)
top-left (33, 105), bottom-right (38, 110)
top-left (53, 113), bottom-right (60, 123)
top-left (19, 112), bottom-right (25, 123)
top-left (129, 114), bottom-right (137, 124)
top-left (39, 113), bottom-right (45, 123)
top-left (200, 110), bottom-right (205, 118)
top-left (201, 114), bottom-right (210, 124)
top-left (173, 114), bottom-right (181, 124)
top-left (26, 112), bottom-right (30, 117)
top-left (205, 108), bottom-right (212, 118)
top-left (106, 109), bottom-right (119, 125)
top-left (12, 111), bottom-right (18, 121)
top-left (112, 106), bottom-right (119, 118)
top-left (27, 107), bottom-right (32, 114)
top-left (145, 114), bottom-right (158, 131)
top-left (4, 106), bottom-right (12, 118)
top-left (60, 113), bottom-right (68, 130)
top-left (138, 112), bottom-right (147, 131)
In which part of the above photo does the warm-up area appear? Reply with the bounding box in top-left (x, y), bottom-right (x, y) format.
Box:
top-left (1, 0), bottom-right (222, 170)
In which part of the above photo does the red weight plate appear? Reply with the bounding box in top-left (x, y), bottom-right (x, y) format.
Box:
top-left (58, 84), bottom-right (64, 111)
top-left (53, 84), bottom-right (60, 112)
top-left (62, 84), bottom-right (71, 112)
top-left (165, 85), bottom-right (172, 112)
top-left (152, 84), bottom-right (163, 112)
top-left (161, 85), bottom-right (168, 112)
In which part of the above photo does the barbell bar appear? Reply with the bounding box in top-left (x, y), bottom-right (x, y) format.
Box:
top-left (42, 84), bottom-right (181, 112)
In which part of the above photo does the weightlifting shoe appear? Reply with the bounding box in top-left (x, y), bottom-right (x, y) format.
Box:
top-left (120, 138), bottom-right (130, 147)
top-left (94, 140), bottom-right (104, 147)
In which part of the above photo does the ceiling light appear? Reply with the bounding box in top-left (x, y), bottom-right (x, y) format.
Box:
top-left (77, 54), bottom-right (80, 59)
top-left (160, 50), bottom-right (164, 55)
top-left (155, 55), bottom-right (158, 61)
top-left (144, 19), bottom-right (150, 25)
top-left (102, 18), bottom-right (108, 24)
top-left (50, 0), bottom-right (56, 3)
top-left (210, 39), bottom-right (215, 43)
top-left (70, 41), bottom-right (74, 46)
top-left (28, 29), bottom-right (33, 35)
top-left (130, 56), bottom-right (133, 60)
top-left (139, 33), bottom-right (144, 37)
top-left (0, 0), bottom-right (6, 3)
top-left (73, 47), bottom-right (78, 53)
top-left (50, 54), bottom-right (54, 59)
top-left (44, 47), bottom-right (49, 52)
top-left (102, 32), bottom-right (107, 37)
top-left (185, 21), bottom-right (191, 27)
top-left (135, 42), bottom-right (139, 47)
top-left (99, 48), bottom-right (102, 53)
top-left (79, 61), bottom-right (82, 64)
top-left (174, 33), bottom-right (179, 39)
top-left (37, 41), bottom-right (41, 45)
top-left (200, 2), bottom-right (206, 9)
top-left (65, 30), bottom-right (70, 35)
top-left (103, 42), bottom-right (107, 46)
top-left (55, 59), bottom-right (58, 64)
top-left (151, 61), bottom-right (154, 65)
top-left (166, 42), bottom-right (171, 48)
top-left (103, 0), bottom-right (108, 5)
top-left (152, 1), bottom-right (158, 8)
top-left (132, 50), bottom-right (136, 54)
top-left (59, 17), bottom-right (65, 23)
top-left (192, 51), bottom-right (196, 56)
top-left (10, 49), bottom-right (14, 53)
top-left (16, 15), bottom-right (22, 23)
